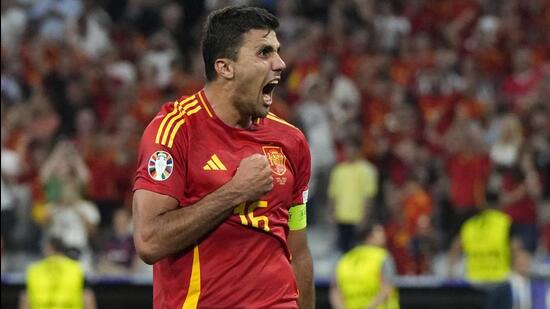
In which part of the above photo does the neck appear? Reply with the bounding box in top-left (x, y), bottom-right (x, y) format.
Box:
top-left (204, 82), bottom-right (253, 129)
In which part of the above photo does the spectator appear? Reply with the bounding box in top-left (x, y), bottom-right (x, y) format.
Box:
top-left (40, 141), bottom-right (99, 273)
top-left (442, 120), bottom-right (490, 245)
top-left (373, 2), bottom-right (410, 53)
top-left (409, 215), bottom-right (438, 275)
top-left (328, 139), bottom-right (378, 253)
top-left (318, 53), bottom-right (361, 142)
top-left (1, 134), bottom-right (23, 251)
top-left (489, 114), bottom-right (523, 168)
top-left (140, 31), bottom-right (177, 89)
top-left (401, 175), bottom-right (436, 274)
top-left (498, 154), bottom-right (541, 253)
top-left (66, 1), bottom-right (112, 61)
top-left (43, 180), bottom-right (100, 274)
top-left (28, 0), bottom-right (83, 42)
top-left (294, 74), bottom-right (336, 225)
top-left (486, 249), bottom-right (548, 309)
top-left (97, 208), bottom-right (136, 275)
top-left (39, 140), bottom-right (89, 201)
top-left (501, 47), bottom-right (545, 112)
top-left (1, 0), bottom-right (28, 57)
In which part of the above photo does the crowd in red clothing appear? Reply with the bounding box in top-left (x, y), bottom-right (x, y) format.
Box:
top-left (1, 0), bottom-right (548, 275)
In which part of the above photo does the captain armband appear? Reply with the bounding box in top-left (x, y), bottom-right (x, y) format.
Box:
top-left (288, 204), bottom-right (307, 231)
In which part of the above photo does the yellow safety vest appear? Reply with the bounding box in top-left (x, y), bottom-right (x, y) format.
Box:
top-left (27, 255), bottom-right (84, 309)
top-left (336, 245), bottom-right (400, 309)
top-left (461, 209), bottom-right (511, 282)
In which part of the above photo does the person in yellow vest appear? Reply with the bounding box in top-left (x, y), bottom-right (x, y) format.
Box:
top-left (447, 201), bottom-right (516, 283)
top-left (330, 222), bottom-right (400, 309)
top-left (18, 237), bottom-right (96, 309)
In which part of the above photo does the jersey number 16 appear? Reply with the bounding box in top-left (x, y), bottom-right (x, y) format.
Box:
top-left (234, 201), bottom-right (270, 232)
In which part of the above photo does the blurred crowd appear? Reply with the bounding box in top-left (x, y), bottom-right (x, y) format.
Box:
top-left (1, 0), bottom-right (549, 278)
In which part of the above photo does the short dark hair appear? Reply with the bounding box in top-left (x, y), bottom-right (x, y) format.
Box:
top-left (201, 6), bottom-right (279, 81)
top-left (46, 236), bottom-right (66, 253)
top-left (357, 221), bottom-right (382, 242)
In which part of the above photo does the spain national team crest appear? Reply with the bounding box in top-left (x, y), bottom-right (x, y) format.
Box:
top-left (262, 146), bottom-right (287, 176)
top-left (148, 151), bottom-right (173, 181)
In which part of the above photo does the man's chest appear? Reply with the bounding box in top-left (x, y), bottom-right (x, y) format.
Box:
top-left (183, 131), bottom-right (296, 205)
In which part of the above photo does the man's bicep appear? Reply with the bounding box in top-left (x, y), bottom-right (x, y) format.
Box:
top-left (291, 133), bottom-right (311, 205)
top-left (133, 116), bottom-right (188, 204)
top-left (133, 190), bottom-right (180, 224)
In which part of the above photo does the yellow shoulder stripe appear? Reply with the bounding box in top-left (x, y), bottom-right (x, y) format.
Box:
top-left (155, 95), bottom-right (202, 148)
top-left (160, 100), bottom-right (199, 145)
top-left (266, 113), bottom-right (297, 129)
top-left (166, 105), bottom-right (202, 148)
top-left (155, 96), bottom-right (196, 144)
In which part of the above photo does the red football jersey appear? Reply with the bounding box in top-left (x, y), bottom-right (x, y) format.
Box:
top-left (133, 90), bottom-right (311, 308)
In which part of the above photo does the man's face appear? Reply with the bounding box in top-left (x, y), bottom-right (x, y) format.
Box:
top-left (232, 29), bottom-right (286, 118)
top-left (372, 225), bottom-right (386, 246)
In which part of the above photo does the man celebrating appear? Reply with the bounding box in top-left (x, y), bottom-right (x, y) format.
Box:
top-left (132, 6), bottom-right (314, 308)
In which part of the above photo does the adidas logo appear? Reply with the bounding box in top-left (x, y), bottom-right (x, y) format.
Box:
top-left (203, 154), bottom-right (227, 171)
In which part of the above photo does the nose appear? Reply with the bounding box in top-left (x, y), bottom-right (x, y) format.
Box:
top-left (273, 53), bottom-right (286, 72)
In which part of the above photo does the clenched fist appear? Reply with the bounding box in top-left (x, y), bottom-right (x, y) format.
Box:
top-left (230, 153), bottom-right (273, 202)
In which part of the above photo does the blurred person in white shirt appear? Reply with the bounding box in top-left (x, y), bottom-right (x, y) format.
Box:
top-left (294, 74), bottom-right (336, 225)
top-left (40, 140), bottom-right (100, 273)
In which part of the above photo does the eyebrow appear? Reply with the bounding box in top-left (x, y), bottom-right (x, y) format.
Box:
top-left (257, 44), bottom-right (281, 53)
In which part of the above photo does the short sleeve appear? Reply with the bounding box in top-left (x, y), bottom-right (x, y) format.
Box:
top-left (363, 161), bottom-right (378, 199)
top-left (291, 134), bottom-right (311, 205)
top-left (328, 167), bottom-right (339, 199)
top-left (133, 116), bottom-right (187, 206)
top-left (381, 255), bottom-right (397, 284)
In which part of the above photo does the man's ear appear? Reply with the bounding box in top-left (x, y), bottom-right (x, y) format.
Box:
top-left (214, 58), bottom-right (234, 80)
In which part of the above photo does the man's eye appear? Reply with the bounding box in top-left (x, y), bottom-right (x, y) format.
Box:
top-left (259, 49), bottom-right (271, 56)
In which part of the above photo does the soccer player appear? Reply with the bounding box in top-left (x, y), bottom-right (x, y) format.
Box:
top-left (132, 6), bottom-right (314, 308)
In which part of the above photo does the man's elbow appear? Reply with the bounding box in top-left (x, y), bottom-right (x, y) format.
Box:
top-left (136, 250), bottom-right (157, 265)
top-left (134, 234), bottom-right (161, 264)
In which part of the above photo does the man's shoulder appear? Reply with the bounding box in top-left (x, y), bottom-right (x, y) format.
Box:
top-left (30, 255), bottom-right (81, 272)
top-left (152, 94), bottom-right (205, 125)
top-left (142, 92), bottom-right (209, 147)
top-left (263, 112), bottom-right (306, 143)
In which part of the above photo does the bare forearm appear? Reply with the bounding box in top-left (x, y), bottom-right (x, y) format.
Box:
top-left (447, 238), bottom-right (462, 277)
top-left (18, 291), bottom-right (28, 309)
top-left (39, 158), bottom-right (57, 183)
top-left (292, 249), bottom-right (315, 309)
top-left (329, 285), bottom-right (345, 309)
top-left (134, 184), bottom-right (243, 264)
top-left (134, 153), bottom-right (274, 264)
top-left (84, 289), bottom-right (97, 309)
top-left (72, 157), bottom-right (90, 184)
top-left (140, 198), bottom-right (233, 261)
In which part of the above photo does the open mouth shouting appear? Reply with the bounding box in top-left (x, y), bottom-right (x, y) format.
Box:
top-left (262, 79), bottom-right (279, 106)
